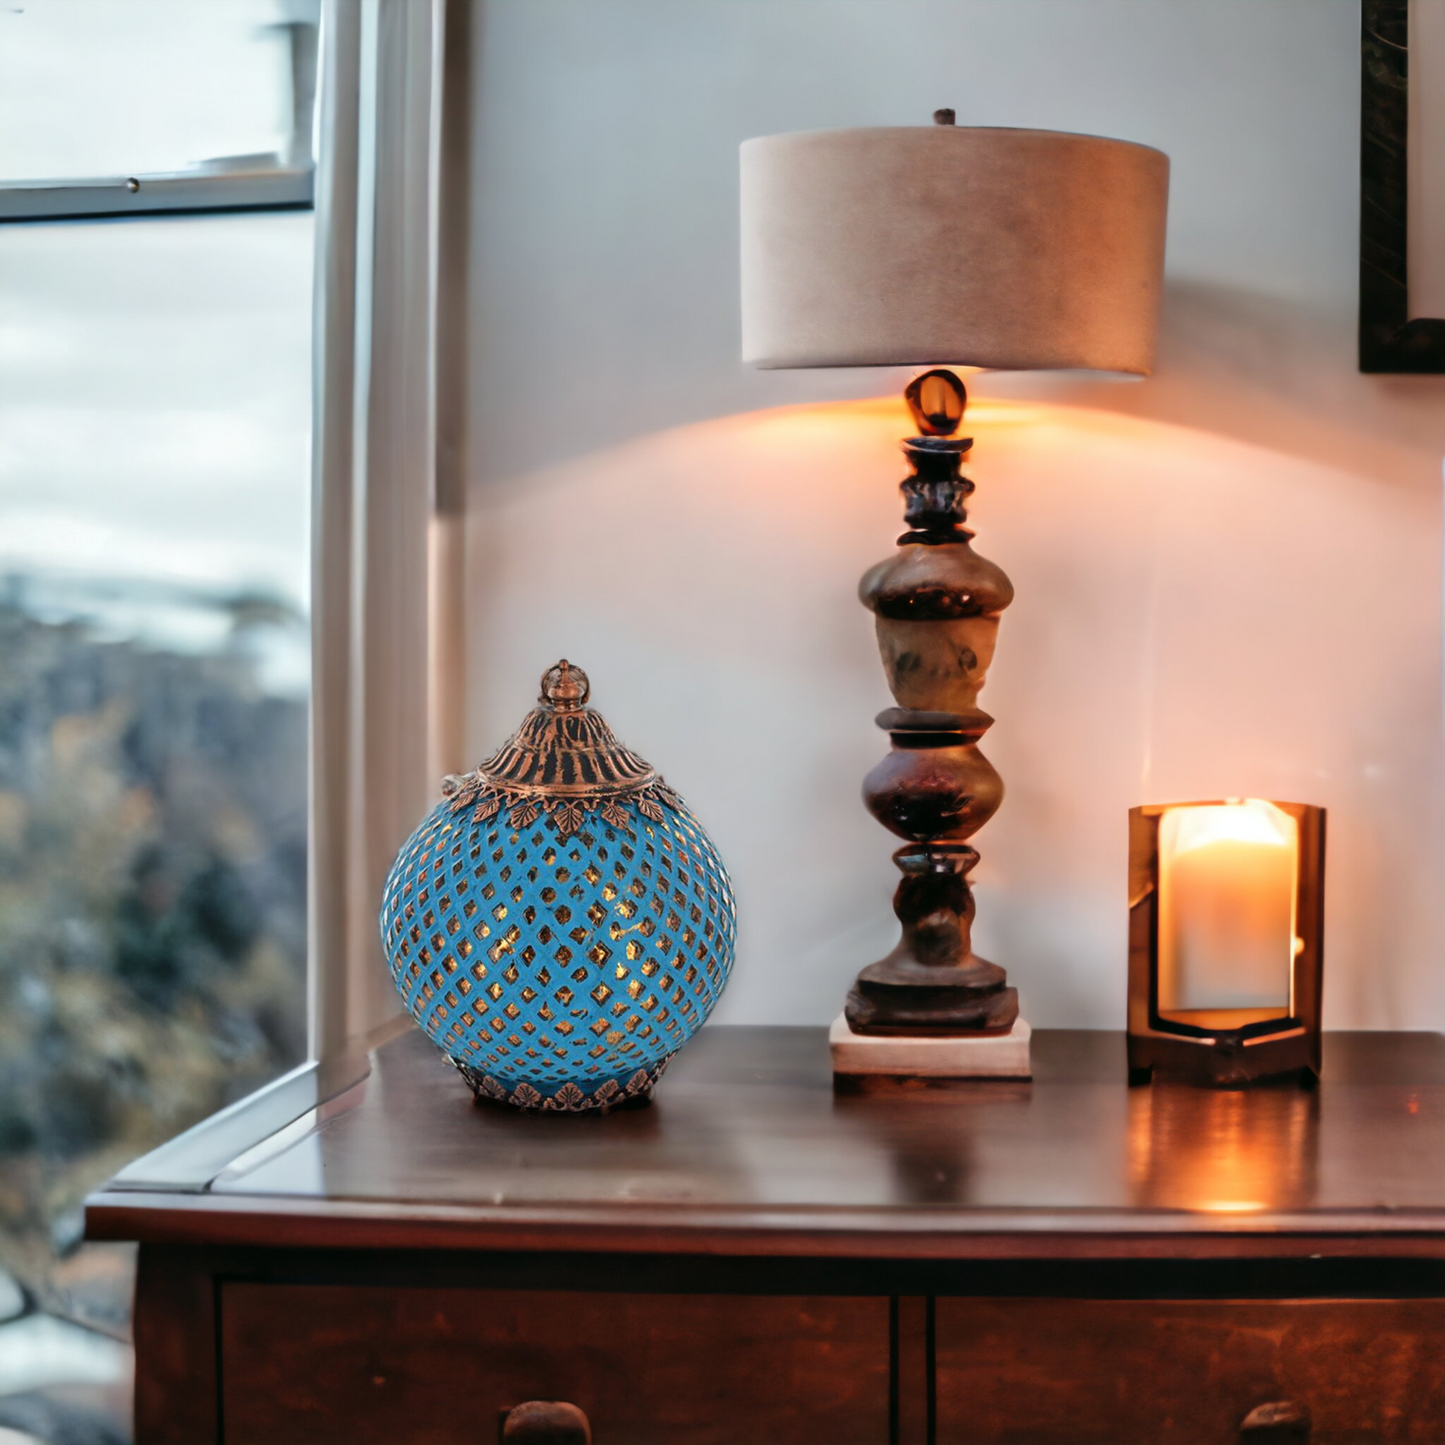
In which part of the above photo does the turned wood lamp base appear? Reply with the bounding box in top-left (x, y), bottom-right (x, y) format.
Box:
top-left (739, 112), bottom-right (1170, 1085)
top-left (839, 369), bottom-right (1025, 1077)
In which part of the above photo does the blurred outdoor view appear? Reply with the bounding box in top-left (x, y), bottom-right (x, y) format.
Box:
top-left (0, 4), bottom-right (316, 1440)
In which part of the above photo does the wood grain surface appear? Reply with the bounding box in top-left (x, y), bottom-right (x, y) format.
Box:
top-left (132, 1247), bottom-right (219, 1444)
top-left (220, 1283), bottom-right (889, 1445)
top-left (935, 1297), bottom-right (1445, 1443)
top-left (87, 1028), bottom-right (1445, 1260)
top-left (105, 1031), bottom-right (1445, 1445)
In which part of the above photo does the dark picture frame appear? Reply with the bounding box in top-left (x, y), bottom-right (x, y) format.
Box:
top-left (1360, 0), bottom-right (1445, 371)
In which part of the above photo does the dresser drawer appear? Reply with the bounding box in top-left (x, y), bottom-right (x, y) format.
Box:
top-left (936, 1297), bottom-right (1445, 1443)
top-left (220, 1282), bottom-right (889, 1445)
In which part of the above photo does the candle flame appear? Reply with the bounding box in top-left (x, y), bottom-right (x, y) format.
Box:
top-left (1166, 798), bottom-right (1294, 857)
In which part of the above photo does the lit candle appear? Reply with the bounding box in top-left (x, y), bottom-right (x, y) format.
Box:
top-left (1156, 800), bottom-right (1298, 1023)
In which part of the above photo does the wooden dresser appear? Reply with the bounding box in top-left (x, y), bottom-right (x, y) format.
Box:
top-left (86, 1027), bottom-right (1445, 1444)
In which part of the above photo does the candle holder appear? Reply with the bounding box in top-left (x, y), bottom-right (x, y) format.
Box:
top-left (1127, 800), bottom-right (1325, 1087)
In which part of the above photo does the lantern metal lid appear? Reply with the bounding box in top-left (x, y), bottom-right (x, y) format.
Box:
top-left (443, 660), bottom-right (680, 838)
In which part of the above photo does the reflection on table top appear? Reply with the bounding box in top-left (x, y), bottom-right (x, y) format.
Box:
top-left (85, 1027), bottom-right (1445, 1258)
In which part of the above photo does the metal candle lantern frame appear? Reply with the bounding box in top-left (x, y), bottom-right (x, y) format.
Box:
top-left (1127, 800), bottom-right (1326, 1087)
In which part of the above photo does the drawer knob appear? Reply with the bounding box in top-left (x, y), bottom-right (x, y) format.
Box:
top-left (501, 1401), bottom-right (592, 1444)
top-left (1240, 1400), bottom-right (1311, 1444)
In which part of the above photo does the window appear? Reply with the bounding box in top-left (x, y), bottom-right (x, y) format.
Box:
top-left (0, 2), bottom-right (316, 1428)
top-left (0, 0), bottom-right (317, 219)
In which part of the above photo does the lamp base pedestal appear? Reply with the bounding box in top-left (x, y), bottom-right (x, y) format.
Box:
top-left (829, 1012), bottom-right (1031, 1081)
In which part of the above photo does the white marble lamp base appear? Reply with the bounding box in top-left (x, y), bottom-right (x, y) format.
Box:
top-left (829, 1013), bottom-right (1032, 1080)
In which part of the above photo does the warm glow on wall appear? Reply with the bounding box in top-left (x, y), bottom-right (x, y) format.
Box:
top-left (472, 379), bottom-right (1434, 1037)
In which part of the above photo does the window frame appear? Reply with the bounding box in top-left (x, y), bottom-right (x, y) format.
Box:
top-left (0, 13), bottom-right (319, 223)
top-left (113, 0), bottom-right (471, 1181)
top-left (0, 0), bottom-right (467, 1112)
top-left (307, 0), bottom-right (467, 1063)
top-left (0, 164), bottom-right (314, 223)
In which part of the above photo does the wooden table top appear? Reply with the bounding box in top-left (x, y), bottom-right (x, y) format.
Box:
top-left (85, 1027), bottom-right (1445, 1260)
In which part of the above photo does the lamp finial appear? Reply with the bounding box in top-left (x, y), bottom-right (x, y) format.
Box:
top-left (905, 368), bottom-right (967, 437)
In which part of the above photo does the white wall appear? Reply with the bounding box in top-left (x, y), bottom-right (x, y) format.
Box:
top-left (463, 0), bottom-right (1445, 1031)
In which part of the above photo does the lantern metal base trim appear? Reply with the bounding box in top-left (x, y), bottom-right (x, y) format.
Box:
top-left (450, 1056), bottom-right (669, 1113)
top-left (1127, 800), bottom-right (1326, 1088)
top-left (830, 1012), bottom-right (1031, 1081)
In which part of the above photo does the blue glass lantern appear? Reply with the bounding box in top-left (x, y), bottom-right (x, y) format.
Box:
top-left (380, 661), bottom-right (737, 1111)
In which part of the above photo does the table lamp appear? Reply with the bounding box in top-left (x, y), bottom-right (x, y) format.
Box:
top-left (740, 112), bottom-right (1168, 1081)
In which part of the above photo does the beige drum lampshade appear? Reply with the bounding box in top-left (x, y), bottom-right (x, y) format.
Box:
top-left (740, 124), bottom-right (1169, 373)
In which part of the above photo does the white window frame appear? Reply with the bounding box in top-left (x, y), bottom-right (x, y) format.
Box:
top-left (34, 0), bottom-right (468, 1192)
top-left (0, 13), bottom-right (321, 221)
top-left (308, 0), bottom-right (469, 1064)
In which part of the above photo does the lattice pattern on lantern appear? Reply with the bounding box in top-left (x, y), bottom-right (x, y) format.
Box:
top-left (382, 806), bottom-right (733, 1107)
top-left (381, 661), bottom-right (737, 1110)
